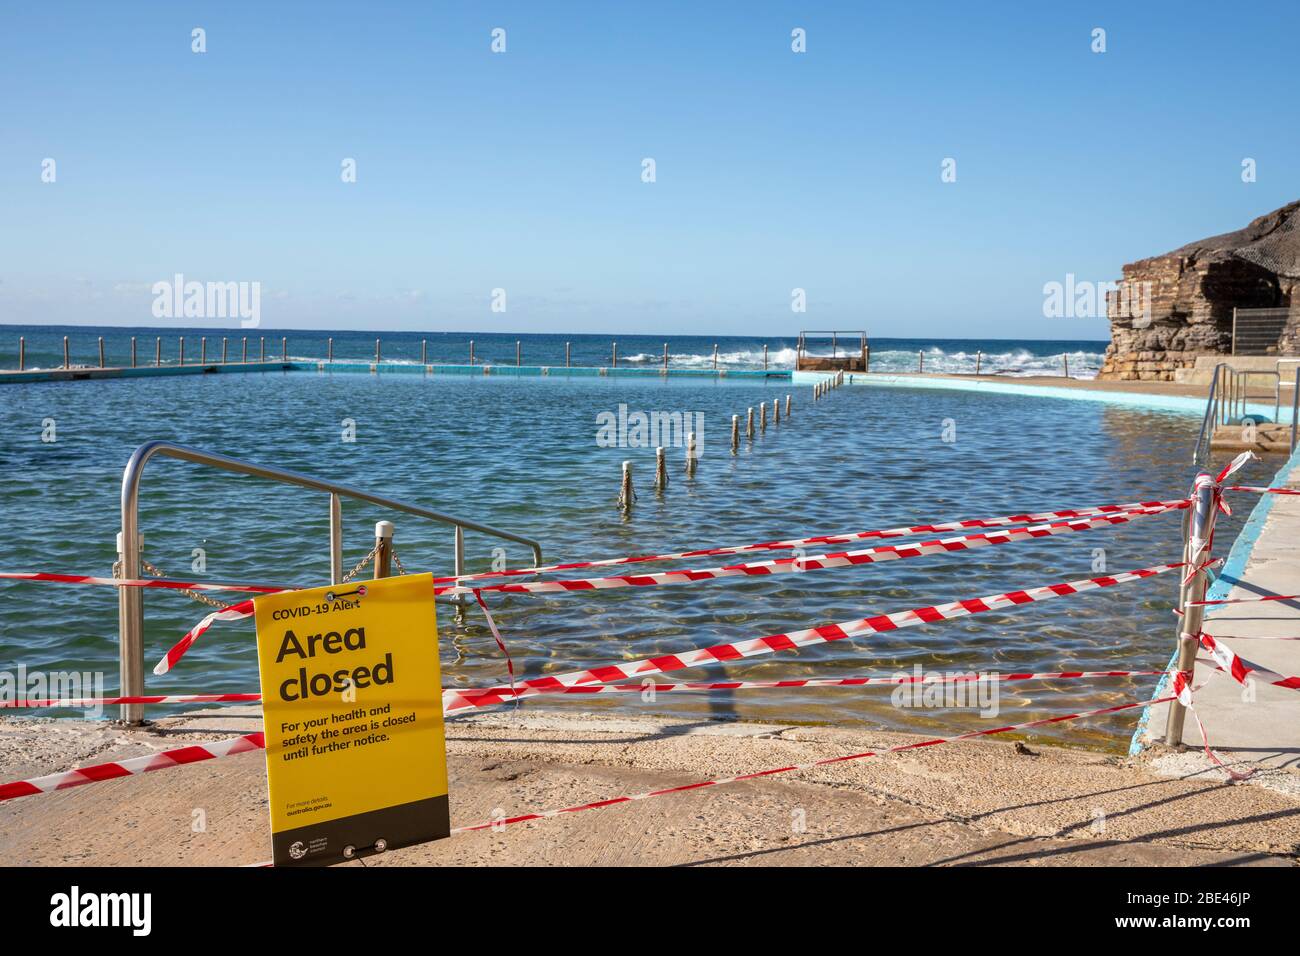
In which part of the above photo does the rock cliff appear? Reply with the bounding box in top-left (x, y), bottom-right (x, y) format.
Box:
top-left (1099, 201), bottom-right (1300, 380)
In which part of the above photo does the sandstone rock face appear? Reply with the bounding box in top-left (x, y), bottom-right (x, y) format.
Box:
top-left (1099, 201), bottom-right (1300, 380)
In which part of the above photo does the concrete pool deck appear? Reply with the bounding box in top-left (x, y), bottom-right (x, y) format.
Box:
top-left (1, 708), bottom-right (1297, 866)
top-left (1137, 445), bottom-right (1300, 769)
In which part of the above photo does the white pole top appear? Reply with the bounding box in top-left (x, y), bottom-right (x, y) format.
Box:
top-left (375, 520), bottom-right (395, 540)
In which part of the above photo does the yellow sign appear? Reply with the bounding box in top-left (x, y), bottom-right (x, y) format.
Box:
top-left (253, 572), bottom-right (448, 866)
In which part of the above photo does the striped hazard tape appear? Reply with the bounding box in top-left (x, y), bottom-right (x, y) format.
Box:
top-left (0, 670), bottom-right (1168, 710)
top-left (450, 694), bottom-right (1173, 834)
top-left (439, 496), bottom-right (1190, 583)
top-left (1197, 632), bottom-right (1300, 692)
top-left (0, 733), bottom-right (265, 803)
top-left (434, 505), bottom-right (1181, 597)
top-left (154, 505), bottom-right (1181, 675)
top-left (444, 560), bottom-right (1187, 713)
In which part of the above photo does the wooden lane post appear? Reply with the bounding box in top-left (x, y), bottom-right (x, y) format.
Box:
top-left (618, 461), bottom-right (635, 514)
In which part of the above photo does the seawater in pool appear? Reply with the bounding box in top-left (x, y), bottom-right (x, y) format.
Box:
top-left (0, 371), bottom-right (1273, 750)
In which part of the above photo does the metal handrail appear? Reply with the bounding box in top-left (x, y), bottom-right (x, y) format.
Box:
top-left (1191, 363), bottom-right (1225, 467)
top-left (115, 440), bottom-right (544, 724)
top-left (1193, 363), bottom-right (1299, 466)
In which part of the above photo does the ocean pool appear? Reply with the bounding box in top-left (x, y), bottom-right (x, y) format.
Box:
top-left (0, 370), bottom-right (1275, 750)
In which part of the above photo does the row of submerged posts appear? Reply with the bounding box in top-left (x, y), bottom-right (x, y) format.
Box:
top-left (12, 335), bottom-right (289, 371)
top-left (8, 336), bottom-right (781, 373)
top-left (617, 371), bottom-right (846, 514)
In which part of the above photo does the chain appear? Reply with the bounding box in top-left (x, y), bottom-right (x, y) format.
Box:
top-left (139, 557), bottom-right (232, 609)
top-left (341, 542), bottom-right (380, 583)
top-left (391, 548), bottom-right (407, 576)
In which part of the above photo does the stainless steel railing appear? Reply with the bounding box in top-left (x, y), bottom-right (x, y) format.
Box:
top-left (1192, 363), bottom-right (1294, 467)
top-left (115, 440), bottom-right (544, 724)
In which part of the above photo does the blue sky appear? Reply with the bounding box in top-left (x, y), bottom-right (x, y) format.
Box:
top-left (1, 1), bottom-right (1297, 338)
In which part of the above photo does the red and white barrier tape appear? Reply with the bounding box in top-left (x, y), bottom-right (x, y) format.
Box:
top-left (1196, 632), bottom-right (1300, 692)
top-left (435, 506), bottom-right (1180, 598)
top-left (1171, 668), bottom-right (1253, 781)
top-left (451, 693), bottom-right (1172, 834)
top-left (0, 572), bottom-right (290, 594)
top-left (0, 690), bottom-right (1171, 817)
top-left (1192, 593), bottom-right (1300, 607)
top-left (155, 505), bottom-right (1180, 674)
top-left (1, 670), bottom-right (1167, 711)
top-left (153, 600), bottom-right (255, 675)
top-left (1226, 486), bottom-right (1300, 496)
top-left (0, 693), bottom-right (262, 709)
top-left (0, 733), bottom-right (265, 804)
top-left (468, 669), bottom-right (1170, 698)
top-left (439, 496), bottom-right (1190, 582)
top-left (444, 560), bottom-right (1186, 713)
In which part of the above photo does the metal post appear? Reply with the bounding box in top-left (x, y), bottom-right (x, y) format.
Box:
top-left (861, 334), bottom-right (866, 371)
top-left (327, 337), bottom-right (334, 362)
top-left (1292, 367), bottom-right (1299, 453)
top-left (282, 337), bottom-right (287, 362)
top-left (259, 337), bottom-right (265, 362)
top-left (373, 520), bottom-right (394, 579)
top-left (155, 337), bottom-right (162, 367)
top-left (422, 339), bottom-right (427, 366)
top-left (865, 344), bottom-right (870, 373)
top-left (713, 344), bottom-right (718, 371)
top-left (329, 493), bottom-right (343, 584)
top-left (612, 342), bottom-right (617, 368)
top-left (917, 350), bottom-right (923, 373)
top-left (785, 394), bottom-right (791, 417)
top-left (179, 337), bottom-right (185, 366)
top-left (832, 333), bottom-right (837, 358)
top-left (731, 415), bottom-right (739, 454)
top-left (686, 433), bottom-right (697, 476)
top-left (242, 337), bottom-right (248, 363)
top-left (98, 336), bottom-right (105, 368)
top-left (1062, 353), bottom-right (1069, 378)
top-left (773, 397), bottom-right (780, 424)
top-left (375, 338), bottom-right (381, 364)
top-left (200, 337), bottom-right (207, 365)
top-left (655, 447), bottom-right (667, 492)
top-left (18, 337), bottom-right (24, 371)
top-left (470, 340), bottom-right (475, 365)
top-left (453, 524), bottom-right (466, 614)
top-left (763, 344), bottom-right (768, 370)
top-left (565, 341), bottom-right (570, 368)
top-left (663, 343), bottom-right (668, 370)
top-left (760, 402), bottom-right (767, 433)
top-left (746, 406), bottom-right (754, 439)
top-left (1164, 476), bottom-right (1218, 746)
top-left (131, 337), bottom-right (137, 369)
top-left (63, 336), bottom-right (69, 369)
top-left (618, 461), bottom-right (634, 514)
top-left (975, 350), bottom-right (982, 375)
top-left (516, 340), bottom-right (521, 367)
top-left (221, 337), bottom-right (228, 364)
top-left (117, 528), bottom-right (145, 724)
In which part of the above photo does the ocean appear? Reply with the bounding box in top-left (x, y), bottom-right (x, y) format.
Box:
top-left (0, 325), bottom-right (1107, 378)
